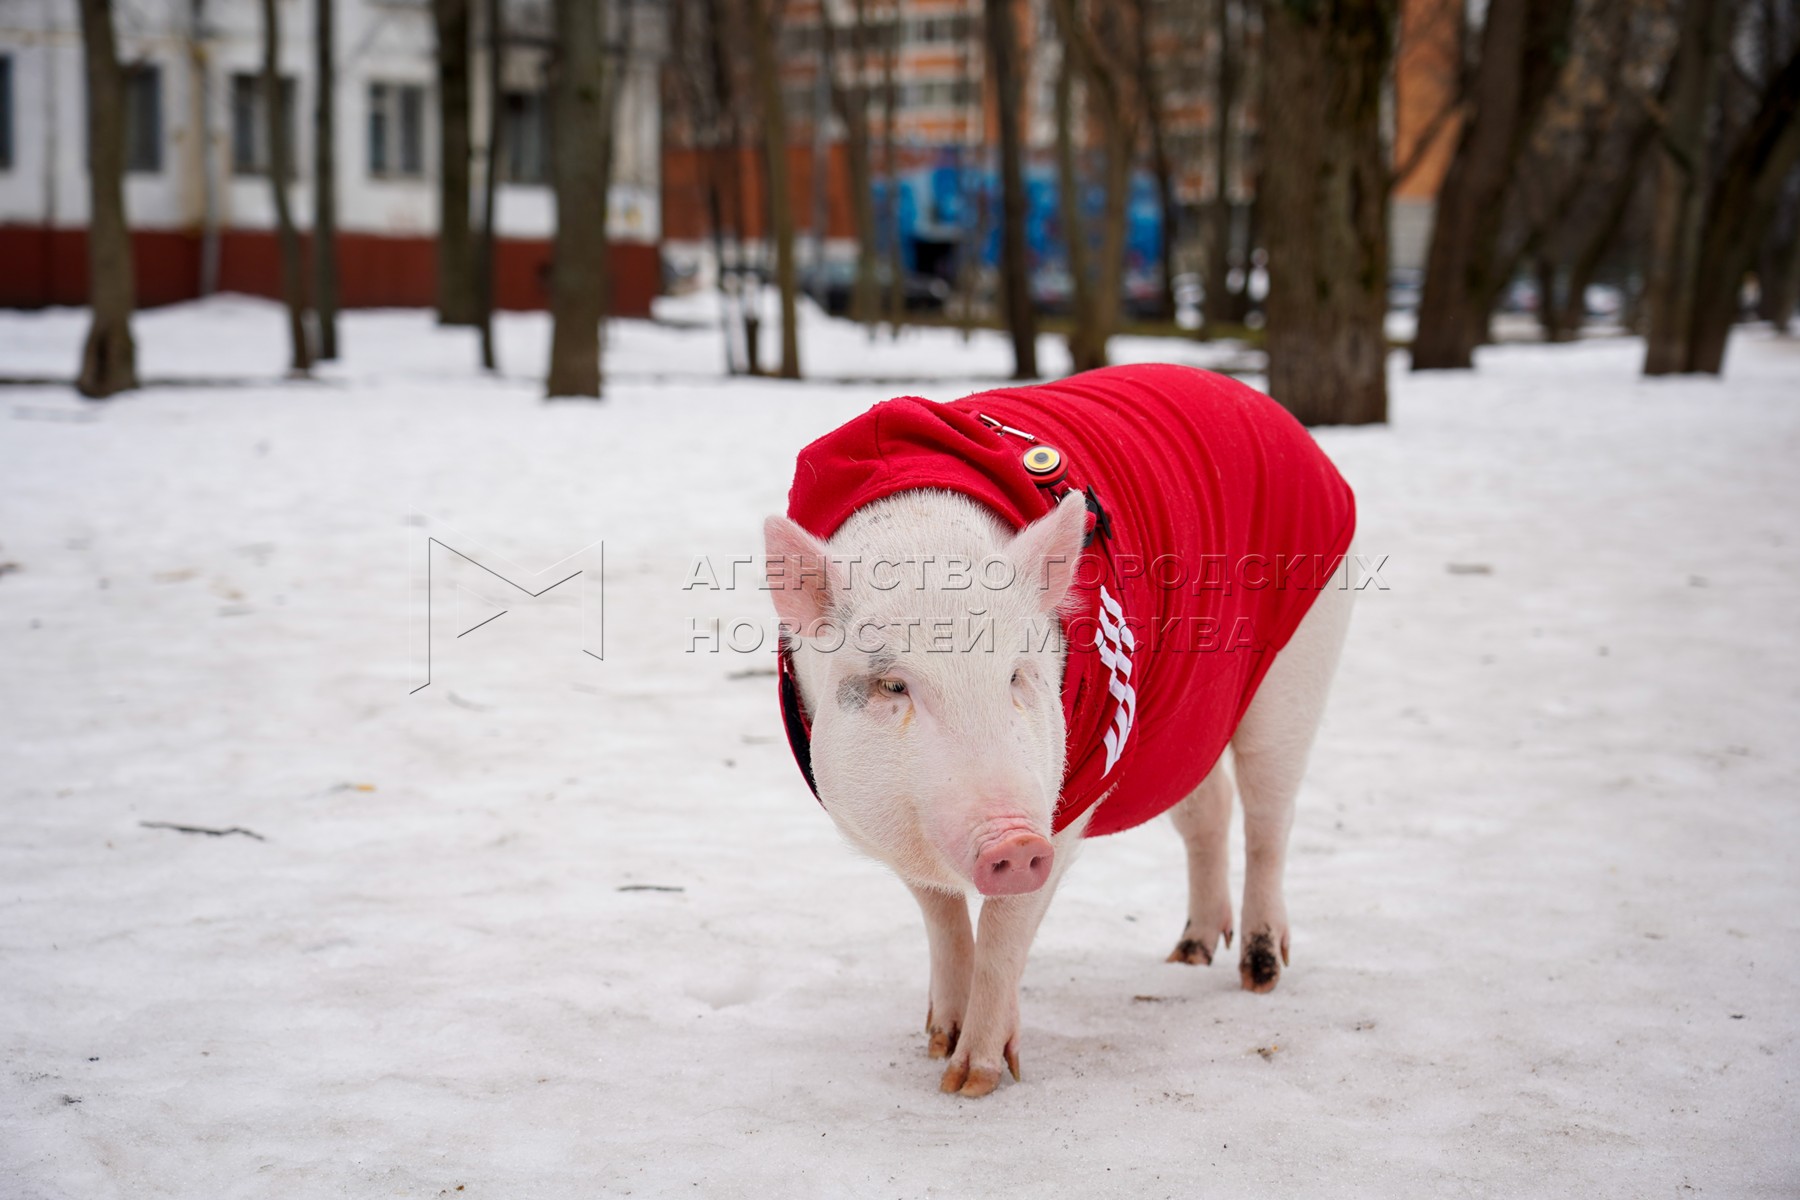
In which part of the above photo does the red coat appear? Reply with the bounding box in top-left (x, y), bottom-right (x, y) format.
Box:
top-left (782, 363), bottom-right (1355, 838)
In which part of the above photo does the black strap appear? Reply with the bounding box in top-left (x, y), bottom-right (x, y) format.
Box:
top-left (1082, 485), bottom-right (1113, 548)
top-left (777, 647), bottom-right (821, 801)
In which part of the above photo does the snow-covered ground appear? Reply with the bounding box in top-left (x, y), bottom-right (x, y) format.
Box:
top-left (2, 297), bottom-right (1796, 1198)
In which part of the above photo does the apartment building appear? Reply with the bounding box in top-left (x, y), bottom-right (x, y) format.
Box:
top-left (660, 0), bottom-right (1458, 284)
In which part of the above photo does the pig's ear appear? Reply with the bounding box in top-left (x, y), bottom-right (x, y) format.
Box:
top-left (1006, 491), bottom-right (1089, 613)
top-left (764, 515), bottom-right (843, 633)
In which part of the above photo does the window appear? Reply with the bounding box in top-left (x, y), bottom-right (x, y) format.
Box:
top-left (230, 72), bottom-right (298, 176)
top-left (501, 90), bottom-right (549, 184)
top-left (906, 15), bottom-right (975, 44)
top-left (0, 56), bottom-right (13, 170)
top-left (123, 64), bottom-right (163, 172)
top-left (901, 77), bottom-right (977, 110)
top-left (368, 82), bottom-right (426, 177)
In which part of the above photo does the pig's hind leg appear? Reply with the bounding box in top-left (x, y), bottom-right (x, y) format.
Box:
top-left (908, 883), bottom-right (975, 1059)
top-left (1167, 762), bottom-right (1236, 965)
top-left (1228, 573), bottom-right (1354, 993)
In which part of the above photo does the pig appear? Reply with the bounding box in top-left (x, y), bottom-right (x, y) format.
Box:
top-left (763, 364), bottom-right (1356, 1097)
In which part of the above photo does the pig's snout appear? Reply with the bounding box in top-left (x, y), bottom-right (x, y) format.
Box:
top-left (973, 830), bottom-right (1054, 896)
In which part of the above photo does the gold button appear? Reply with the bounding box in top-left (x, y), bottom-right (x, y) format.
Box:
top-left (1022, 445), bottom-right (1066, 483)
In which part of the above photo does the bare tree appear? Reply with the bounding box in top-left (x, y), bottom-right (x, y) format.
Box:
top-left (193, 0), bottom-right (222, 297)
top-left (666, 0), bottom-right (751, 372)
top-left (951, 6), bottom-right (982, 339)
top-left (1052, 0), bottom-right (1141, 372)
top-left (880, 7), bottom-right (904, 336)
top-left (475, 0), bottom-right (502, 371)
top-left (985, 0), bottom-right (1038, 377)
top-left (1761, 185), bottom-right (1800, 331)
top-left (545, 0), bottom-right (609, 397)
top-left (1130, 0), bottom-right (1177, 323)
top-left (433, 0), bottom-right (477, 326)
top-left (1052, 35), bottom-right (1098, 367)
top-left (75, 0), bottom-right (138, 398)
top-left (1261, 0), bottom-right (1393, 425)
top-left (747, 0), bottom-right (801, 376)
top-left (314, 0), bottom-right (340, 360)
top-left (1412, 0), bottom-right (1576, 369)
top-left (1491, 0), bottom-right (1678, 344)
top-left (821, 0), bottom-right (882, 327)
top-left (1681, 47), bottom-right (1800, 372)
top-left (1465, 2), bottom-right (1681, 348)
top-left (1544, 115), bottom-right (1660, 341)
top-left (1754, 0), bottom-right (1800, 331)
top-left (1641, 0), bottom-right (1732, 374)
top-left (1201, 0), bottom-right (1239, 336)
top-left (261, 0), bottom-right (312, 375)
top-left (596, 0), bottom-right (635, 328)
top-left (1492, 12), bottom-right (1630, 344)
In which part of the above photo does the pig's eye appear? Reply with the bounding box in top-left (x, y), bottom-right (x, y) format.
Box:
top-left (1011, 669), bottom-right (1022, 686)
top-left (878, 678), bottom-right (908, 696)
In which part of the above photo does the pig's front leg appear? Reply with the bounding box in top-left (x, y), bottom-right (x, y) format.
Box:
top-left (937, 882), bottom-right (1059, 1098)
top-left (908, 883), bottom-right (975, 1059)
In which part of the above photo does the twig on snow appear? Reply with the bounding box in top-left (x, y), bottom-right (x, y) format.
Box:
top-left (140, 820), bottom-right (267, 842)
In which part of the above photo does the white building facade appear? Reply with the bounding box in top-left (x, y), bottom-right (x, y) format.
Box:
top-left (0, 0), bottom-right (662, 312)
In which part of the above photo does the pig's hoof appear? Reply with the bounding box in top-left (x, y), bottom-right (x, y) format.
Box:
top-left (1167, 917), bottom-right (1233, 965)
top-left (957, 1066), bottom-right (1001, 1097)
top-left (1239, 928), bottom-right (1287, 993)
top-left (924, 1004), bottom-right (961, 1058)
top-left (938, 1041), bottom-right (1018, 1097)
top-left (939, 1060), bottom-right (1000, 1098)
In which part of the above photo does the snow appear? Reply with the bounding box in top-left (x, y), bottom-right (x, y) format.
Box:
top-left (2, 297), bottom-right (1797, 1197)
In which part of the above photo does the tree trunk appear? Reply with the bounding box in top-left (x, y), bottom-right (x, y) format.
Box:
top-left (693, 0), bottom-right (746, 373)
top-left (1132, 0), bottom-right (1177, 322)
top-left (1227, 158), bottom-right (1261, 324)
top-left (75, 0), bottom-right (138, 399)
top-left (1764, 209), bottom-right (1800, 331)
top-left (748, 0), bottom-right (801, 377)
top-left (475, 0), bottom-right (502, 371)
top-left (313, 0), bottom-right (340, 360)
top-left (433, 0), bottom-right (476, 326)
top-left (1262, 0), bottom-right (1392, 425)
top-left (1412, 0), bottom-right (1574, 369)
top-left (1202, 0), bottom-right (1237, 336)
top-left (1682, 47), bottom-right (1800, 373)
top-left (1756, 185), bottom-right (1799, 329)
top-left (985, 0), bottom-right (1038, 377)
top-left (1053, 0), bottom-right (1136, 372)
top-left (1534, 254), bottom-right (1572, 342)
top-left (261, 0), bottom-right (312, 375)
top-left (545, 0), bottom-right (608, 397)
top-left (1094, 118), bottom-right (1130, 358)
top-left (193, 0), bottom-right (221, 297)
top-left (952, 23), bottom-right (980, 342)
top-left (881, 12), bottom-right (904, 337)
top-left (596, 0), bottom-right (631, 334)
top-left (823, 0), bottom-right (882, 329)
top-left (1553, 109), bottom-right (1660, 341)
top-left (1642, 0), bottom-right (1731, 375)
top-left (1053, 44), bottom-right (1102, 371)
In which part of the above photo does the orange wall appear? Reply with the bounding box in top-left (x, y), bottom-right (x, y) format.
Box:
top-left (1394, 0), bottom-right (1464, 200)
top-left (0, 225), bottom-right (658, 316)
top-left (664, 142), bottom-right (863, 243)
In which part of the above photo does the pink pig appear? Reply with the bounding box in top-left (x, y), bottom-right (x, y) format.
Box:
top-left (764, 365), bottom-right (1356, 1096)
